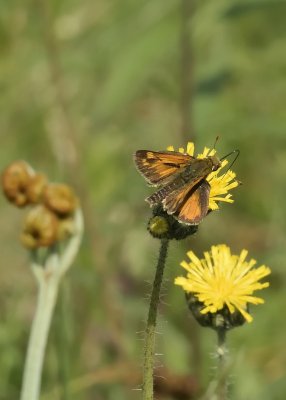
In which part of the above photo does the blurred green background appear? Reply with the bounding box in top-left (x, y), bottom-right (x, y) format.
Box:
top-left (0, 0), bottom-right (285, 399)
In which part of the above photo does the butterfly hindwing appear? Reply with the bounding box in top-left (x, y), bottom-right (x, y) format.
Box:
top-left (176, 180), bottom-right (210, 225)
top-left (162, 179), bottom-right (201, 214)
top-left (134, 150), bottom-right (193, 186)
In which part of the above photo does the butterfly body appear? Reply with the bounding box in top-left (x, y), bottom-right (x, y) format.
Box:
top-left (176, 156), bottom-right (219, 184)
top-left (134, 150), bottom-right (221, 225)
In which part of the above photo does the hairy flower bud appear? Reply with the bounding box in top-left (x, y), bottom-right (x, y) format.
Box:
top-left (148, 205), bottom-right (198, 240)
top-left (185, 292), bottom-right (246, 330)
top-left (43, 183), bottom-right (78, 216)
top-left (21, 205), bottom-right (59, 249)
top-left (148, 216), bottom-right (169, 239)
top-left (1, 161), bottom-right (34, 207)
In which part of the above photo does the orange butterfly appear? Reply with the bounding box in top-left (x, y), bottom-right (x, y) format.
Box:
top-left (134, 149), bottom-right (221, 225)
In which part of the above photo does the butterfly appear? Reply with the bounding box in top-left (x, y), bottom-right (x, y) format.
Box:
top-left (134, 149), bottom-right (221, 225)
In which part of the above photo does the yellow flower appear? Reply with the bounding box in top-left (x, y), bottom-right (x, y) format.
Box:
top-left (166, 142), bottom-right (239, 211)
top-left (175, 244), bottom-right (271, 323)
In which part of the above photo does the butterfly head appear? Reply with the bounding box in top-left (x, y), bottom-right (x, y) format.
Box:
top-left (208, 155), bottom-right (221, 172)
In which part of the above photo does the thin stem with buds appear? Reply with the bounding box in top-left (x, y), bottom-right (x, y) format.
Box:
top-left (20, 209), bottom-right (83, 400)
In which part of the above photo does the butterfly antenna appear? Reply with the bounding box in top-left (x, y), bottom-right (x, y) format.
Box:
top-left (221, 149), bottom-right (240, 163)
top-left (220, 149), bottom-right (240, 177)
top-left (213, 135), bottom-right (219, 150)
top-left (205, 136), bottom-right (220, 157)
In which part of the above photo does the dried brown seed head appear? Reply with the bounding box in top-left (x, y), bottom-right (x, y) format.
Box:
top-left (1, 161), bottom-right (34, 207)
top-left (21, 205), bottom-right (59, 249)
top-left (43, 183), bottom-right (78, 216)
top-left (57, 217), bottom-right (76, 241)
top-left (26, 173), bottom-right (48, 204)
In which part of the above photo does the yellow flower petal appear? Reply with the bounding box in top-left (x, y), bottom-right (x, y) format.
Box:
top-left (186, 142), bottom-right (194, 156)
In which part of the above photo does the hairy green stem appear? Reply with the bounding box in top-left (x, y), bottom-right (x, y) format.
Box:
top-left (142, 238), bottom-right (169, 400)
top-left (216, 328), bottom-right (227, 400)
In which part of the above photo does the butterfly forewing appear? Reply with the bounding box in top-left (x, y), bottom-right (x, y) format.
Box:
top-left (134, 150), bottom-right (193, 186)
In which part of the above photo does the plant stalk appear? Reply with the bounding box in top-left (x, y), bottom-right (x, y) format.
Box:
top-left (20, 263), bottom-right (60, 400)
top-left (142, 238), bottom-right (169, 400)
top-left (216, 328), bottom-right (227, 400)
